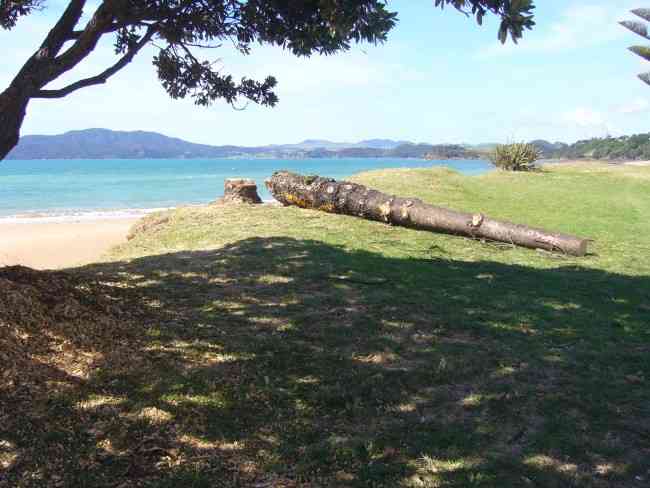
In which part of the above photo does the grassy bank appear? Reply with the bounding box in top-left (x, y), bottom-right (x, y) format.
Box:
top-left (3, 163), bottom-right (650, 487)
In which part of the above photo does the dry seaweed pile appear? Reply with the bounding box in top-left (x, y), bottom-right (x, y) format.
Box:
top-left (126, 213), bottom-right (171, 240)
top-left (0, 265), bottom-right (139, 397)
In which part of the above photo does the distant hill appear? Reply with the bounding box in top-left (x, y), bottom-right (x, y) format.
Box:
top-left (6, 129), bottom-right (262, 160)
top-left (464, 142), bottom-right (498, 152)
top-left (11, 128), bottom-right (650, 162)
top-left (467, 136), bottom-right (650, 161)
top-left (356, 139), bottom-right (411, 149)
top-left (6, 129), bottom-right (479, 160)
top-left (301, 143), bottom-right (478, 160)
top-left (511, 136), bottom-right (650, 161)
top-left (240, 138), bottom-right (410, 151)
top-left (549, 134), bottom-right (650, 161)
top-left (529, 140), bottom-right (569, 158)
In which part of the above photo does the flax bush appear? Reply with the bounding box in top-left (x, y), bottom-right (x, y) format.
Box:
top-left (488, 143), bottom-right (541, 172)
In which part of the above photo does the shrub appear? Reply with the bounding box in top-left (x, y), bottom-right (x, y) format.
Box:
top-left (488, 143), bottom-right (541, 171)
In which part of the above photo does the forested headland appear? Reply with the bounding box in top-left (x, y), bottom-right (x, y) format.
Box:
top-left (531, 133), bottom-right (650, 161)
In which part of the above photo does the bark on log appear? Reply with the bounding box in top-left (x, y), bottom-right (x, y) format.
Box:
top-left (216, 178), bottom-right (262, 204)
top-left (265, 171), bottom-right (591, 256)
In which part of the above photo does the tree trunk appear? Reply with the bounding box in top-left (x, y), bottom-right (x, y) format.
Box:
top-left (0, 0), bottom-right (111, 162)
top-left (266, 171), bottom-right (591, 256)
top-left (0, 87), bottom-right (29, 160)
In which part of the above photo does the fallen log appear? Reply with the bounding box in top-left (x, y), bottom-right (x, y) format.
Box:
top-left (265, 171), bottom-right (591, 256)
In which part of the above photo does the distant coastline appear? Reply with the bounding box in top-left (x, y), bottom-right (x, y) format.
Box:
top-left (6, 128), bottom-right (481, 161)
top-left (8, 128), bottom-right (650, 162)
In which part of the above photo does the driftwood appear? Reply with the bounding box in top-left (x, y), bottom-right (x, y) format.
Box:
top-left (266, 171), bottom-right (590, 256)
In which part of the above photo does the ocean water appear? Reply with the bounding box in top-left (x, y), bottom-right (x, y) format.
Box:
top-left (0, 158), bottom-right (492, 221)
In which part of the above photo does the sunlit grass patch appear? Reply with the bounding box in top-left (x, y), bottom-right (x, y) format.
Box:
top-left (0, 440), bottom-right (18, 470)
top-left (135, 406), bottom-right (174, 425)
top-left (161, 392), bottom-right (230, 409)
top-left (75, 395), bottom-right (126, 411)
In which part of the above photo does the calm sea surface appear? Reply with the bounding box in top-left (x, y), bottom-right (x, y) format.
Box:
top-left (0, 158), bottom-right (492, 220)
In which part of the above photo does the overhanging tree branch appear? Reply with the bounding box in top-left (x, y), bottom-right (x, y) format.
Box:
top-left (65, 20), bottom-right (150, 40)
top-left (34, 26), bottom-right (157, 99)
top-left (48, 1), bottom-right (128, 81)
top-left (11, 0), bottom-right (86, 87)
top-left (40, 0), bottom-right (86, 55)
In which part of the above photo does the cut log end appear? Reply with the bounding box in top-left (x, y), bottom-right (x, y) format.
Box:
top-left (574, 239), bottom-right (590, 257)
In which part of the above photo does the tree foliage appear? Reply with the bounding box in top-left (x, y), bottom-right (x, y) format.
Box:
top-left (620, 8), bottom-right (650, 86)
top-left (0, 1), bottom-right (536, 160)
top-left (434, 0), bottom-right (535, 44)
top-left (1, 1), bottom-right (536, 108)
top-left (0, 0), bottom-right (43, 28)
top-left (553, 134), bottom-right (650, 161)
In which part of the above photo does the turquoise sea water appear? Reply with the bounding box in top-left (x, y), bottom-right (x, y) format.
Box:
top-left (0, 158), bottom-right (492, 220)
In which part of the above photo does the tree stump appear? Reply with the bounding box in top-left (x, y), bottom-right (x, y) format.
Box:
top-left (217, 178), bottom-right (262, 204)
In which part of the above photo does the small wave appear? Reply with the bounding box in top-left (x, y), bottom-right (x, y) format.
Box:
top-left (0, 207), bottom-right (175, 224)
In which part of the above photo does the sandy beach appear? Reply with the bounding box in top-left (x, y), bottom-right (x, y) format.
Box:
top-left (625, 161), bottom-right (650, 166)
top-left (0, 218), bottom-right (138, 269)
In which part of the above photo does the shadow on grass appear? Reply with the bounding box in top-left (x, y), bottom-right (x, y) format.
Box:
top-left (2, 237), bottom-right (650, 487)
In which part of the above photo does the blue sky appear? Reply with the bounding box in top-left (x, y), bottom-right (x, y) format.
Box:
top-left (2, 0), bottom-right (649, 145)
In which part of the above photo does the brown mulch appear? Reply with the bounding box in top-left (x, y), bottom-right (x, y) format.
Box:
top-left (0, 265), bottom-right (142, 397)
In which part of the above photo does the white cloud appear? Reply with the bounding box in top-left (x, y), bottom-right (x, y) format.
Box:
top-left (617, 97), bottom-right (650, 114)
top-left (229, 45), bottom-right (424, 97)
top-left (563, 107), bottom-right (606, 127)
top-left (559, 107), bottom-right (626, 140)
top-left (481, 3), bottom-right (633, 57)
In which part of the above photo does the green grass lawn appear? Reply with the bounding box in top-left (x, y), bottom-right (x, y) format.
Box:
top-left (3, 163), bottom-right (650, 487)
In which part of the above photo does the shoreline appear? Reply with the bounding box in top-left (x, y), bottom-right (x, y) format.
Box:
top-left (624, 160), bottom-right (650, 166)
top-left (0, 201), bottom-right (282, 224)
top-left (0, 207), bottom-right (176, 225)
top-left (0, 203), bottom-right (279, 269)
top-left (541, 158), bottom-right (650, 166)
